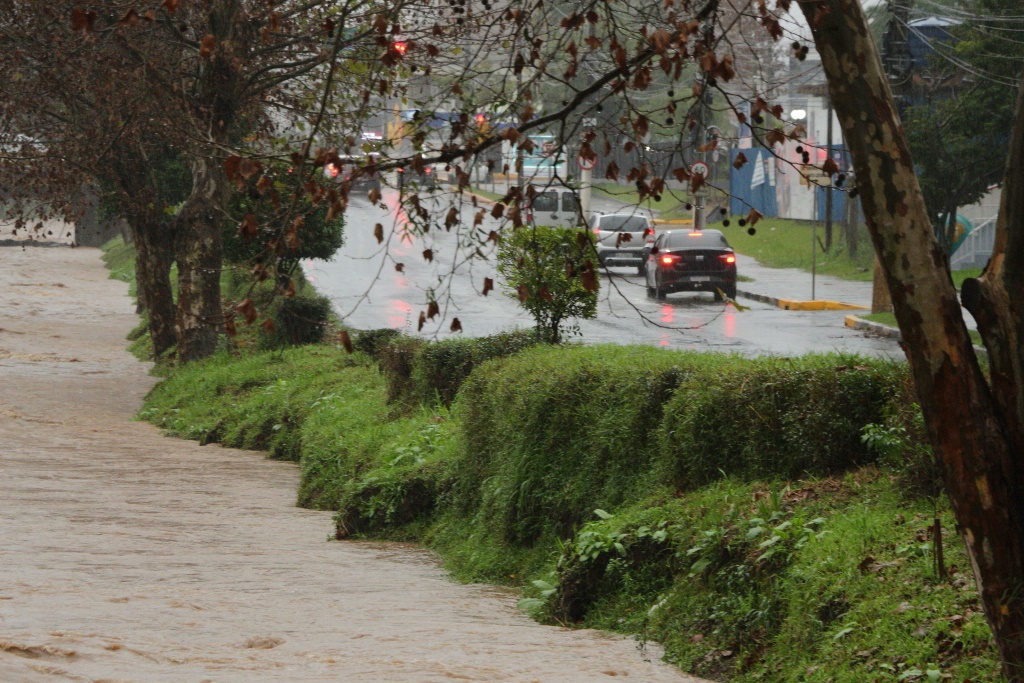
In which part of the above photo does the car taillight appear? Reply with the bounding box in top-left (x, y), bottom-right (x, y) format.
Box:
top-left (660, 254), bottom-right (679, 266)
top-left (425, 167), bottom-right (432, 174)
top-left (593, 227), bottom-right (601, 235)
top-left (720, 254), bottom-right (736, 264)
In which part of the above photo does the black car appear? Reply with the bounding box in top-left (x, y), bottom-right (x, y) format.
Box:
top-left (645, 229), bottom-right (737, 301)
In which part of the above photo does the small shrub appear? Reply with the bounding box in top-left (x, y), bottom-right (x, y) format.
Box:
top-left (411, 329), bottom-right (540, 406)
top-left (353, 327), bottom-right (403, 358)
top-left (261, 293), bottom-right (333, 348)
top-left (497, 225), bottom-right (599, 343)
top-left (377, 335), bottom-right (424, 405)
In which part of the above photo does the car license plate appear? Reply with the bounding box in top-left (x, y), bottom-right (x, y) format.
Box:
top-left (691, 275), bottom-right (710, 282)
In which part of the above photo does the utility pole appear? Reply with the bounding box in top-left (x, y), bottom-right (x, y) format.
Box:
top-left (692, 77), bottom-right (710, 231)
top-left (824, 97), bottom-right (833, 252)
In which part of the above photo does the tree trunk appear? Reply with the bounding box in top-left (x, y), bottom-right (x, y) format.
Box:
top-left (796, 2), bottom-right (1024, 679)
top-left (130, 215), bottom-right (177, 357)
top-left (174, 156), bottom-right (225, 363)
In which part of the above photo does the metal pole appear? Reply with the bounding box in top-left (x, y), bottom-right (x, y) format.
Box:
top-left (812, 221), bottom-right (817, 300)
top-left (580, 166), bottom-right (592, 223)
top-left (824, 98), bottom-right (834, 251)
top-left (812, 188), bottom-right (817, 300)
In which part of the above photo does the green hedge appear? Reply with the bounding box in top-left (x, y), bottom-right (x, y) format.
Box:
top-left (658, 355), bottom-right (911, 487)
top-left (449, 346), bottom-right (909, 548)
top-left (379, 329), bottom-right (540, 407)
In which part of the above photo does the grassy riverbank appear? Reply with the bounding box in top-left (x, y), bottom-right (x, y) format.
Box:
top-left (105, 239), bottom-right (1004, 682)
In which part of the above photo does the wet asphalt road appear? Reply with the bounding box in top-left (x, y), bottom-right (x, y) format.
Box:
top-left (305, 188), bottom-right (905, 359)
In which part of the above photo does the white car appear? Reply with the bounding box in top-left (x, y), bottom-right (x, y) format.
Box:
top-left (587, 213), bottom-right (655, 275)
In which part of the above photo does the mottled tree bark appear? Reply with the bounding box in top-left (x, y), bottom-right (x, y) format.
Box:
top-left (796, 1), bottom-right (1024, 678)
top-left (174, 156), bottom-right (225, 362)
top-left (172, 0), bottom-right (248, 362)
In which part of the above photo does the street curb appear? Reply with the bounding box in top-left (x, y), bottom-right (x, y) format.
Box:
top-left (844, 314), bottom-right (902, 339)
top-left (844, 315), bottom-right (989, 359)
top-left (738, 289), bottom-right (868, 312)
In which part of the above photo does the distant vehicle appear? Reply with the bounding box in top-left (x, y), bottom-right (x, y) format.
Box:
top-left (526, 187), bottom-right (582, 228)
top-left (396, 163), bottom-right (438, 192)
top-left (645, 228), bottom-right (737, 301)
top-left (324, 154), bottom-right (382, 195)
top-left (587, 213), bottom-right (655, 275)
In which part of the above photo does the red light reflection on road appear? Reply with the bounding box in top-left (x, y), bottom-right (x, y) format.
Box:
top-left (660, 304), bottom-right (673, 325)
top-left (388, 299), bottom-right (413, 329)
top-left (724, 307), bottom-right (736, 338)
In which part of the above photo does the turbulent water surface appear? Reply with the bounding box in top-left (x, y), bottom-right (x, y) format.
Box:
top-left (0, 245), bottom-right (700, 682)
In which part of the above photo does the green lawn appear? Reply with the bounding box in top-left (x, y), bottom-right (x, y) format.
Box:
top-left (862, 311), bottom-right (983, 346)
top-left (710, 218), bottom-right (877, 281)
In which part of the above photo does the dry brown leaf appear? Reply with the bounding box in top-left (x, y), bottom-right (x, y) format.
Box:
top-left (338, 330), bottom-right (354, 353)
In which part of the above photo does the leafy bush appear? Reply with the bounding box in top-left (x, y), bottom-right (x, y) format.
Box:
top-left (497, 225), bottom-right (599, 343)
top-left (260, 292), bottom-right (333, 348)
top-left (450, 347), bottom-right (909, 551)
top-left (353, 327), bottom-right (403, 358)
top-left (450, 345), bottom-right (721, 546)
top-left (224, 161), bottom-right (344, 268)
top-left (377, 329), bottom-right (539, 407)
top-left (659, 355), bottom-right (910, 488)
top-left (410, 329), bottom-right (540, 407)
top-left (377, 335), bottom-right (424, 405)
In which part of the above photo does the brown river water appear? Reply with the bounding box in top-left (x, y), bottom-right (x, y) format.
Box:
top-left (0, 246), bottom-right (701, 682)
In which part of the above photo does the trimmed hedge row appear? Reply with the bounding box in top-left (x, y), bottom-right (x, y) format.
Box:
top-left (374, 328), bottom-right (539, 407)
top-left (448, 346), bottom-right (912, 547)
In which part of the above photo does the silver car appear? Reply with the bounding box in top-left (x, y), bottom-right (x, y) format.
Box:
top-left (587, 213), bottom-right (655, 275)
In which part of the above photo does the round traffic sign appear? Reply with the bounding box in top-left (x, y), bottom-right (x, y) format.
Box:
top-left (542, 140), bottom-right (556, 155)
top-left (577, 155), bottom-right (596, 171)
top-left (690, 161), bottom-right (710, 177)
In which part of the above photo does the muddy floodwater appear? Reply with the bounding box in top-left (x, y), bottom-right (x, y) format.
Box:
top-left (0, 246), bottom-right (700, 682)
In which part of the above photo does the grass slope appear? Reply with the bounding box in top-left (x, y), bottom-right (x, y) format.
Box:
top-left (110, 238), bottom-right (1004, 682)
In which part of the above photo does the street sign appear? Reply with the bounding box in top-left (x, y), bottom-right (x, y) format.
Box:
top-left (690, 161), bottom-right (709, 177)
top-left (542, 140), bottom-right (556, 155)
top-left (577, 155), bottom-right (596, 171)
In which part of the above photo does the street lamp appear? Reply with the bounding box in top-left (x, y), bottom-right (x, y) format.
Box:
top-left (791, 109), bottom-right (807, 121)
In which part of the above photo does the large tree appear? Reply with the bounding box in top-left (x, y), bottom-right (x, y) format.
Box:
top-left (794, 1), bottom-right (1024, 677)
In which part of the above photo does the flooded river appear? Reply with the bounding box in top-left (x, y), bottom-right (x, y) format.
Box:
top-left (0, 246), bottom-right (699, 681)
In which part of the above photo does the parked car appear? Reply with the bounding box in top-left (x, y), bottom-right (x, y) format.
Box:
top-left (324, 154), bottom-right (382, 195)
top-left (587, 213), bottom-right (655, 275)
top-left (645, 229), bottom-right (737, 301)
top-left (526, 187), bottom-right (583, 228)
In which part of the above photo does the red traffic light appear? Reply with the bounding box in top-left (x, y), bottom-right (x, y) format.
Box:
top-left (393, 40), bottom-right (408, 55)
top-left (475, 113), bottom-right (486, 125)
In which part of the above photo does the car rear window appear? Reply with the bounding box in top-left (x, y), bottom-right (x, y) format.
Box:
top-left (598, 215), bottom-right (648, 232)
top-left (561, 193), bottom-right (579, 212)
top-left (665, 230), bottom-right (730, 248)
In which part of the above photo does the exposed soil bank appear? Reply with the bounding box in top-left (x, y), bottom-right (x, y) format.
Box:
top-left (0, 245), bottom-right (697, 682)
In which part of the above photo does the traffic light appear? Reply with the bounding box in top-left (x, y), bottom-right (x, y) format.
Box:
top-left (474, 113), bottom-right (489, 142)
top-left (393, 40), bottom-right (408, 56)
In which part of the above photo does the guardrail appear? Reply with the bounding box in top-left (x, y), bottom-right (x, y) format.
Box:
top-left (950, 216), bottom-right (997, 270)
